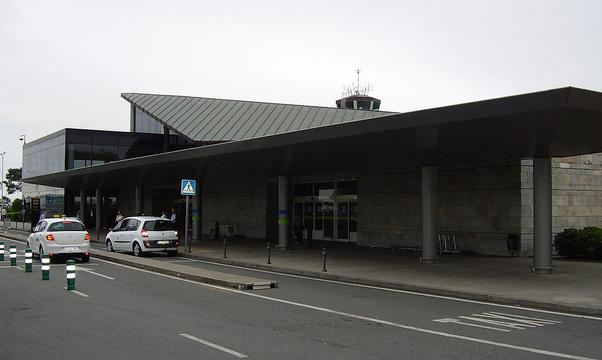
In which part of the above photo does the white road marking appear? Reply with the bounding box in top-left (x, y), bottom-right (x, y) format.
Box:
top-left (175, 256), bottom-right (602, 321)
top-left (16, 266), bottom-right (24, 270)
top-left (95, 258), bottom-right (600, 360)
top-left (78, 268), bottom-right (115, 280)
top-left (435, 311), bottom-right (563, 332)
top-left (433, 318), bottom-right (511, 332)
top-left (180, 333), bottom-right (247, 358)
top-left (63, 287), bottom-right (90, 298)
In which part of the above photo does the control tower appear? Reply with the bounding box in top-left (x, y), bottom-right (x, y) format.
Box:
top-left (336, 69), bottom-right (381, 111)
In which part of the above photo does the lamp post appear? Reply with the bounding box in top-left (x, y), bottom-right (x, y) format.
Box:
top-left (0, 151), bottom-right (5, 222)
top-left (19, 136), bottom-right (26, 228)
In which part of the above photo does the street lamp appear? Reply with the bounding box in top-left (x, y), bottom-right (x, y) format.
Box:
top-left (19, 136), bottom-right (26, 228)
top-left (0, 151), bottom-right (5, 221)
top-left (19, 135), bottom-right (26, 144)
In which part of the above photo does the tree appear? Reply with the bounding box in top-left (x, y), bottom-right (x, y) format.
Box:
top-left (3, 167), bottom-right (22, 195)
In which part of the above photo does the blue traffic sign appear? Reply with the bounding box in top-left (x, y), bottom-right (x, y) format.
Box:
top-left (181, 179), bottom-right (197, 196)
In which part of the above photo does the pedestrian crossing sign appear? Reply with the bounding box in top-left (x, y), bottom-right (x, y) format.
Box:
top-left (180, 179), bottom-right (197, 196)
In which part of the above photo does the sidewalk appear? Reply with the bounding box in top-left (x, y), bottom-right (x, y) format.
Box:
top-left (3, 228), bottom-right (601, 316)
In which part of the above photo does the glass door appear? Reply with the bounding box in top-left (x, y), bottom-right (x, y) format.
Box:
top-left (323, 202), bottom-right (334, 240)
top-left (337, 202), bottom-right (349, 241)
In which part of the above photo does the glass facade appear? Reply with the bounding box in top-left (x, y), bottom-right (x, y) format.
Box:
top-left (22, 130), bottom-right (66, 178)
top-left (135, 108), bottom-right (164, 134)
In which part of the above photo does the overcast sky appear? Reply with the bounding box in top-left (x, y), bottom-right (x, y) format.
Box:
top-left (1, 0), bottom-right (601, 187)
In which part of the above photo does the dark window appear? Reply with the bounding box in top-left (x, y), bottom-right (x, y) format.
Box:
top-left (143, 220), bottom-right (175, 231)
top-left (336, 180), bottom-right (357, 195)
top-left (47, 221), bottom-right (85, 232)
top-left (314, 182), bottom-right (334, 197)
top-left (294, 183), bottom-right (313, 197)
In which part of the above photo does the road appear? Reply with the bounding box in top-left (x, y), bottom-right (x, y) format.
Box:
top-left (1, 236), bottom-right (601, 360)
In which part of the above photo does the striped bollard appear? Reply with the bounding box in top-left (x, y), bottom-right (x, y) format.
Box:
top-left (25, 249), bottom-right (32, 272)
top-left (66, 260), bottom-right (76, 290)
top-left (41, 255), bottom-right (50, 280)
top-left (9, 245), bottom-right (17, 266)
top-left (0, 242), bottom-right (4, 261)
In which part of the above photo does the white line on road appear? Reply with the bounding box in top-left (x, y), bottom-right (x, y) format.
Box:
top-left (96, 258), bottom-right (600, 360)
top-left (176, 257), bottom-right (602, 321)
top-left (63, 287), bottom-right (90, 298)
top-left (180, 333), bottom-right (248, 358)
top-left (78, 268), bottom-right (115, 280)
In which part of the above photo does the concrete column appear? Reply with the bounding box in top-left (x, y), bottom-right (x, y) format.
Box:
top-left (192, 189), bottom-right (201, 243)
top-left (421, 166), bottom-right (438, 264)
top-left (79, 190), bottom-right (85, 223)
top-left (135, 185), bottom-right (142, 215)
top-left (278, 176), bottom-right (289, 248)
top-left (130, 104), bottom-right (136, 132)
top-left (95, 189), bottom-right (101, 241)
top-left (533, 157), bottom-right (553, 274)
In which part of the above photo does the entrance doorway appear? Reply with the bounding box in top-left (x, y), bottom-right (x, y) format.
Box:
top-left (293, 180), bottom-right (357, 243)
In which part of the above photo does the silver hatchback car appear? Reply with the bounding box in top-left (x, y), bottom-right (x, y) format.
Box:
top-left (105, 216), bottom-right (179, 256)
top-left (27, 217), bottom-right (91, 262)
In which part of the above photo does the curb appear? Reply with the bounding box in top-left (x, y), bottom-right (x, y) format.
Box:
top-left (90, 251), bottom-right (277, 290)
top-left (177, 252), bottom-right (602, 317)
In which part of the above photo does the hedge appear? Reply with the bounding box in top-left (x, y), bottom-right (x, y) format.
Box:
top-left (554, 227), bottom-right (602, 260)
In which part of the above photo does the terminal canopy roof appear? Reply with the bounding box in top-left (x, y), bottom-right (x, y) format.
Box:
top-left (25, 87), bottom-right (602, 190)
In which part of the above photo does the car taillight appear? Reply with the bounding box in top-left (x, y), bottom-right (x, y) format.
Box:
top-left (174, 230), bottom-right (178, 236)
top-left (46, 234), bottom-right (55, 241)
top-left (141, 230), bottom-right (149, 237)
top-left (84, 233), bottom-right (90, 241)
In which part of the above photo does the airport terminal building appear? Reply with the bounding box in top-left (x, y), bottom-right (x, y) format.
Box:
top-left (22, 87), bottom-right (602, 272)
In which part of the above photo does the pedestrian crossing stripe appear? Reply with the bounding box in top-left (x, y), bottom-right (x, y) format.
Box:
top-left (433, 311), bottom-right (561, 332)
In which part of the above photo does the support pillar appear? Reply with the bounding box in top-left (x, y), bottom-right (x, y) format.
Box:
top-left (421, 166), bottom-right (438, 264)
top-left (95, 189), bottom-right (101, 241)
top-left (79, 190), bottom-right (85, 222)
top-left (192, 189), bottom-right (200, 244)
top-left (135, 185), bottom-right (142, 215)
top-left (278, 176), bottom-right (289, 248)
top-left (533, 157), bottom-right (553, 274)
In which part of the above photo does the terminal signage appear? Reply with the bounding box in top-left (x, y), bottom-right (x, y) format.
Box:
top-left (180, 179), bottom-right (197, 196)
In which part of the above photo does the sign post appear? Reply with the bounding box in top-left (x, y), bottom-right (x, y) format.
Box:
top-left (180, 179), bottom-right (197, 253)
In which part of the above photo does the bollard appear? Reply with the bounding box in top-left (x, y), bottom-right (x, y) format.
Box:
top-left (9, 245), bottom-right (17, 266)
top-left (41, 255), bottom-right (50, 280)
top-left (267, 241), bottom-right (271, 265)
top-left (66, 259), bottom-right (76, 290)
top-left (0, 241), bottom-right (4, 261)
top-left (25, 249), bottom-right (32, 272)
top-left (322, 248), bottom-right (327, 272)
top-left (223, 237), bottom-right (228, 259)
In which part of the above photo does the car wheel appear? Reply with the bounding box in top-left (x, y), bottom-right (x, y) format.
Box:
top-left (81, 255), bottom-right (90, 263)
top-left (106, 240), bottom-right (114, 252)
top-left (133, 242), bottom-right (143, 257)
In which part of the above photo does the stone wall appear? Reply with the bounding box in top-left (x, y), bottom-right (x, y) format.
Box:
top-left (520, 154), bottom-right (602, 255)
top-left (201, 179), bottom-right (268, 239)
top-left (357, 163), bottom-right (521, 255)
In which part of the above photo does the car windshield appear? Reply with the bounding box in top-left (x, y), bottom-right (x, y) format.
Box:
top-left (143, 220), bottom-right (175, 231)
top-left (47, 221), bottom-right (85, 232)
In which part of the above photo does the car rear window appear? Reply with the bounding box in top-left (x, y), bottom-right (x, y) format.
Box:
top-left (143, 220), bottom-right (175, 231)
top-left (47, 221), bottom-right (85, 232)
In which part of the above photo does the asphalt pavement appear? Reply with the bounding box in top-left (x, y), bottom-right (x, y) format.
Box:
top-left (0, 236), bottom-right (601, 360)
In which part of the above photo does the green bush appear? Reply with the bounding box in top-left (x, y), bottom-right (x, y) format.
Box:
top-left (554, 227), bottom-right (602, 259)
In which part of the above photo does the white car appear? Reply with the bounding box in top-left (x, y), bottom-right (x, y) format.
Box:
top-left (27, 218), bottom-right (91, 262)
top-left (105, 216), bottom-right (179, 256)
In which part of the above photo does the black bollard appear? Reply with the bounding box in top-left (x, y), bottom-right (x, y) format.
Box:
top-left (223, 237), bottom-right (228, 259)
top-left (322, 247), bottom-right (327, 272)
top-left (267, 242), bottom-right (271, 264)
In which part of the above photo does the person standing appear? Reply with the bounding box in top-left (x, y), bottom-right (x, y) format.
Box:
top-left (170, 207), bottom-right (176, 224)
top-left (115, 210), bottom-right (124, 226)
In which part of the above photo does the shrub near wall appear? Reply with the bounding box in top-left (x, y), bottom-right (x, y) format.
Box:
top-left (554, 227), bottom-right (602, 260)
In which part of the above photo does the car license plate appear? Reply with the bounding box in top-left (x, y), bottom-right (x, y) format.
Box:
top-left (64, 247), bottom-right (79, 252)
top-left (157, 241), bottom-right (169, 245)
